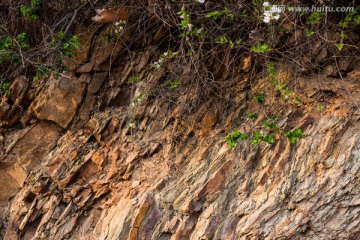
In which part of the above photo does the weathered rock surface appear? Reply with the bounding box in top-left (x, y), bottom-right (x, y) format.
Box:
top-left (31, 74), bottom-right (86, 128)
top-left (0, 20), bottom-right (360, 240)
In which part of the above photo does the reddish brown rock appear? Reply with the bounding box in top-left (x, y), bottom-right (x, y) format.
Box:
top-left (32, 75), bottom-right (86, 128)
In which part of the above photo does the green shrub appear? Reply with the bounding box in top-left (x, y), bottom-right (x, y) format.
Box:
top-left (284, 129), bottom-right (303, 144)
top-left (246, 113), bottom-right (258, 119)
top-left (20, 0), bottom-right (41, 20)
top-left (251, 131), bottom-right (263, 145)
top-left (253, 94), bottom-right (266, 104)
top-left (224, 130), bottom-right (249, 148)
top-left (251, 42), bottom-right (270, 53)
top-left (0, 82), bottom-right (11, 96)
top-left (166, 80), bottom-right (181, 89)
top-left (103, 20), bottom-right (126, 42)
top-left (0, 33), bottom-right (29, 64)
top-left (51, 32), bottom-right (80, 57)
top-left (129, 75), bottom-right (141, 83)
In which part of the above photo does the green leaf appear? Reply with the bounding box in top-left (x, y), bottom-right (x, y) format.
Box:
top-left (354, 15), bottom-right (360, 25)
top-left (224, 130), bottom-right (249, 148)
top-left (206, 11), bottom-right (223, 20)
top-left (284, 129), bottom-right (303, 144)
top-left (251, 131), bottom-right (263, 145)
top-left (305, 28), bottom-right (315, 37)
top-left (251, 42), bottom-right (270, 53)
top-left (264, 120), bottom-right (277, 129)
top-left (253, 94), bottom-right (266, 104)
top-left (307, 12), bottom-right (323, 25)
top-left (336, 43), bottom-right (344, 51)
top-left (247, 113), bottom-right (258, 119)
top-left (264, 134), bottom-right (275, 144)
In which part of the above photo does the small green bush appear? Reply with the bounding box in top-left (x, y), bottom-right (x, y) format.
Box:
top-left (253, 94), bottom-right (266, 104)
top-left (0, 82), bottom-right (11, 96)
top-left (224, 130), bottom-right (249, 148)
top-left (0, 33), bottom-right (29, 64)
top-left (20, 0), bottom-right (41, 20)
top-left (284, 129), bottom-right (303, 144)
top-left (51, 32), bottom-right (80, 57)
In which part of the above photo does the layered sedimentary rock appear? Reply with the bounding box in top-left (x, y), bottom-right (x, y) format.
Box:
top-left (1, 15), bottom-right (360, 240)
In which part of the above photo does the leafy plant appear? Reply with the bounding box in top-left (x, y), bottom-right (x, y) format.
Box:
top-left (215, 36), bottom-right (229, 44)
top-left (166, 79), bottom-right (181, 89)
top-left (129, 75), bottom-right (141, 83)
top-left (177, 5), bottom-right (192, 36)
top-left (51, 32), bottom-right (80, 57)
top-left (20, 0), bottom-right (41, 20)
top-left (264, 120), bottom-right (277, 130)
top-left (0, 33), bottom-right (29, 64)
top-left (284, 129), bottom-right (303, 144)
top-left (266, 61), bottom-right (301, 104)
top-left (251, 42), bottom-right (270, 53)
top-left (247, 113), bottom-right (258, 119)
top-left (338, 5), bottom-right (360, 28)
top-left (215, 36), bottom-right (240, 48)
top-left (251, 131), bottom-right (263, 145)
top-left (32, 64), bottom-right (66, 81)
top-left (206, 8), bottom-right (234, 21)
top-left (15, 33), bottom-right (29, 49)
top-left (336, 31), bottom-right (346, 51)
top-left (292, 97), bottom-right (302, 105)
top-left (307, 12), bottom-right (323, 25)
top-left (103, 20), bottom-right (126, 42)
top-left (263, 134), bottom-right (275, 144)
top-left (305, 28), bottom-right (315, 37)
top-left (152, 50), bottom-right (178, 70)
top-left (318, 104), bottom-right (325, 111)
top-left (223, 8), bottom-right (235, 20)
top-left (128, 121), bottom-right (136, 129)
top-left (0, 35), bottom-right (12, 49)
top-left (132, 90), bottom-right (144, 107)
top-left (224, 130), bottom-right (249, 148)
top-left (271, 114), bottom-right (278, 119)
top-left (253, 94), bottom-right (266, 104)
top-left (206, 11), bottom-right (223, 20)
top-left (0, 82), bottom-right (11, 96)
top-left (282, 88), bottom-right (293, 99)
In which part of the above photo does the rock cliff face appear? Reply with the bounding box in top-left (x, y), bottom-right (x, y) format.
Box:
top-left (1, 4), bottom-right (360, 240)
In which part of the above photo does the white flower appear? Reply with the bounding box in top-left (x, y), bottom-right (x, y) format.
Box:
top-left (274, 14), bottom-right (280, 20)
top-left (263, 1), bottom-right (270, 7)
top-left (264, 16), bottom-right (271, 23)
top-left (270, 6), bottom-right (281, 13)
top-left (119, 26), bottom-right (124, 30)
top-left (163, 52), bottom-right (168, 56)
top-left (180, 15), bottom-right (184, 19)
top-left (197, 0), bottom-right (205, 3)
top-left (187, 24), bottom-right (193, 31)
top-left (186, 36), bottom-right (189, 41)
top-left (197, 29), bottom-right (202, 34)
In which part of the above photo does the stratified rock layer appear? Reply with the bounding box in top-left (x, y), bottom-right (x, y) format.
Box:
top-left (0, 21), bottom-right (360, 240)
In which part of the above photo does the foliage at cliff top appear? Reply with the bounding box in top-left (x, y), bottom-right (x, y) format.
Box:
top-left (0, 0), bottom-right (359, 94)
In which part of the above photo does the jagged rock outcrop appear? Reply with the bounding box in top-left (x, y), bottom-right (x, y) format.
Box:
top-left (1, 4), bottom-right (360, 240)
